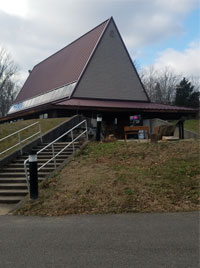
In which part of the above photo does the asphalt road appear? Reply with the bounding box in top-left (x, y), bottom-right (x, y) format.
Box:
top-left (0, 212), bottom-right (199, 268)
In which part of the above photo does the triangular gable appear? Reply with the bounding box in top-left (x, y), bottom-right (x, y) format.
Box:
top-left (71, 18), bottom-right (149, 102)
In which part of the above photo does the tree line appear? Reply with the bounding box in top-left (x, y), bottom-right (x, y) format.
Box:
top-left (140, 65), bottom-right (199, 108)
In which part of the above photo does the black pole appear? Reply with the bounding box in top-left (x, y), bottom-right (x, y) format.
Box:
top-left (177, 118), bottom-right (185, 139)
top-left (29, 152), bottom-right (38, 200)
top-left (96, 114), bottom-right (102, 141)
top-left (178, 122), bottom-right (182, 139)
top-left (181, 122), bottom-right (184, 139)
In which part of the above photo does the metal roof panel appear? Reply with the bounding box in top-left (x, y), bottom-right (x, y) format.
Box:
top-left (14, 19), bottom-right (109, 103)
top-left (56, 98), bottom-right (196, 112)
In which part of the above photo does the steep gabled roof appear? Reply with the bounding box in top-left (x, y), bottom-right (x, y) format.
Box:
top-left (14, 18), bottom-right (109, 104)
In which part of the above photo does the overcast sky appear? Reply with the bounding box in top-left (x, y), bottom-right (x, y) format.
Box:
top-left (0, 0), bottom-right (199, 85)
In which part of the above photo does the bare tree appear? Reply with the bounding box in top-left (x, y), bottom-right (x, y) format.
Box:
top-left (0, 48), bottom-right (19, 116)
top-left (140, 65), bottom-right (181, 104)
top-left (188, 76), bottom-right (200, 93)
top-left (139, 65), bottom-right (158, 101)
top-left (156, 67), bottom-right (181, 104)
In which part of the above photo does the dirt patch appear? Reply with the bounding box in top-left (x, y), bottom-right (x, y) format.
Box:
top-left (15, 140), bottom-right (200, 216)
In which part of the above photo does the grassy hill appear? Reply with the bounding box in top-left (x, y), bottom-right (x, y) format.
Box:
top-left (15, 140), bottom-right (199, 216)
top-left (0, 118), bottom-right (69, 158)
top-left (184, 119), bottom-right (199, 134)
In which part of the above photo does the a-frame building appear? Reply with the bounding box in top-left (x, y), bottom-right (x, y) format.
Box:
top-left (4, 17), bottom-right (196, 134)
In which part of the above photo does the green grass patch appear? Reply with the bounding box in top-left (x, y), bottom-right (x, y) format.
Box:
top-left (184, 120), bottom-right (199, 134)
top-left (82, 141), bottom-right (123, 158)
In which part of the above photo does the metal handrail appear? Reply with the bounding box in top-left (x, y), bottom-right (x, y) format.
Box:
top-left (24, 120), bottom-right (88, 189)
top-left (0, 121), bottom-right (42, 156)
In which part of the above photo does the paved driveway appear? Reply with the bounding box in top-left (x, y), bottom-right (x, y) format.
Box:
top-left (0, 212), bottom-right (199, 268)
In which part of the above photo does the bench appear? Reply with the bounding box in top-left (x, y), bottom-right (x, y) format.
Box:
top-left (124, 126), bottom-right (149, 142)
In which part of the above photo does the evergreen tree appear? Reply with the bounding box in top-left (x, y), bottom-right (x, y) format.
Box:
top-left (154, 82), bottom-right (162, 103)
top-left (174, 78), bottom-right (199, 108)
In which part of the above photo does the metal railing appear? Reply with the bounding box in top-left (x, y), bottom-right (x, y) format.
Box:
top-left (24, 120), bottom-right (88, 190)
top-left (0, 121), bottom-right (42, 156)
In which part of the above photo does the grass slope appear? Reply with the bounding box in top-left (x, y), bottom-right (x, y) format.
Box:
top-left (16, 140), bottom-right (200, 216)
top-left (184, 120), bottom-right (199, 134)
top-left (0, 118), bottom-right (69, 158)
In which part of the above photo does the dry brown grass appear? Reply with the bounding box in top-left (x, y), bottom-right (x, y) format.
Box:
top-left (16, 139), bottom-right (200, 216)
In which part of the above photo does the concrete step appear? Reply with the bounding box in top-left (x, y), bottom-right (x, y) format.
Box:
top-left (0, 172), bottom-right (47, 178)
top-left (35, 144), bottom-right (80, 149)
top-left (0, 177), bottom-right (43, 183)
top-left (22, 153), bottom-right (71, 158)
top-left (0, 177), bottom-right (27, 183)
top-left (18, 157), bottom-right (68, 162)
top-left (1, 167), bottom-right (55, 173)
top-left (23, 151), bottom-right (73, 155)
top-left (0, 189), bottom-right (28, 196)
top-left (34, 143), bottom-right (79, 148)
top-left (32, 147), bottom-right (78, 151)
top-left (13, 158), bottom-right (65, 164)
top-left (0, 196), bottom-right (23, 204)
top-left (41, 142), bottom-right (79, 146)
top-left (9, 163), bottom-right (58, 168)
top-left (0, 183), bottom-right (28, 190)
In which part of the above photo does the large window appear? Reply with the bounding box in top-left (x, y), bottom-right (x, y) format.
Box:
top-left (8, 82), bottom-right (76, 114)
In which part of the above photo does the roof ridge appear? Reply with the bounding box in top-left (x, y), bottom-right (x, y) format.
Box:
top-left (33, 18), bottom-right (110, 70)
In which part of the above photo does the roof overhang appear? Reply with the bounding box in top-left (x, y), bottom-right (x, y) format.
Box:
top-left (0, 98), bottom-right (197, 124)
top-left (55, 98), bottom-right (198, 113)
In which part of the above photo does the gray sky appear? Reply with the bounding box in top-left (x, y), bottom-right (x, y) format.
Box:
top-left (0, 0), bottom-right (199, 85)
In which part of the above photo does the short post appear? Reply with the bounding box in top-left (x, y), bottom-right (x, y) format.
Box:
top-left (177, 118), bottom-right (185, 139)
top-left (181, 122), bottom-right (184, 139)
top-left (85, 120), bottom-right (88, 140)
top-left (29, 152), bottom-right (38, 200)
top-left (71, 131), bottom-right (75, 153)
top-left (96, 114), bottom-right (102, 141)
top-left (52, 144), bottom-right (56, 168)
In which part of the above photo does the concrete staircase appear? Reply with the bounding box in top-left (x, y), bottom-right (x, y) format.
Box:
top-left (0, 142), bottom-right (80, 204)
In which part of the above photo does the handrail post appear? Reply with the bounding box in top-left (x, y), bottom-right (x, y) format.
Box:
top-left (52, 144), bottom-right (56, 168)
top-left (24, 160), bottom-right (30, 193)
top-left (18, 132), bottom-right (23, 155)
top-left (85, 120), bottom-right (88, 140)
top-left (96, 114), bottom-right (102, 141)
top-left (71, 131), bottom-right (75, 153)
top-left (38, 123), bottom-right (43, 142)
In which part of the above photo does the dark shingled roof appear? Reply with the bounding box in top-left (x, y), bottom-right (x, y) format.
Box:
top-left (14, 19), bottom-right (109, 103)
top-left (56, 98), bottom-right (197, 112)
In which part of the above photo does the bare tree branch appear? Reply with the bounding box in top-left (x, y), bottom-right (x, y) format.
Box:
top-left (140, 65), bottom-right (181, 104)
top-left (0, 48), bottom-right (19, 116)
